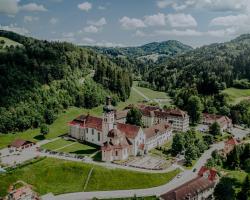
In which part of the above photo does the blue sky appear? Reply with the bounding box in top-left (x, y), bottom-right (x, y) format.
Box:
top-left (0, 0), bottom-right (250, 47)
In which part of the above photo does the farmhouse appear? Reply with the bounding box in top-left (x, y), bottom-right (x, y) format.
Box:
top-left (202, 113), bottom-right (232, 132)
top-left (69, 97), bottom-right (172, 162)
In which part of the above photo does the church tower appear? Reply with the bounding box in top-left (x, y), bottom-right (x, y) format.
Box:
top-left (102, 96), bottom-right (115, 142)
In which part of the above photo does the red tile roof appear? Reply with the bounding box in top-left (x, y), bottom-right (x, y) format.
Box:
top-left (10, 139), bottom-right (34, 148)
top-left (139, 105), bottom-right (188, 119)
top-left (198, 166), bottom-right (217, 181)
top-left (144, 122), bottom-right (172, 139)
top-left (70, 115), bottom-right (103, 131)
top-left (117, 123), bottom-right (140, 139)
top-left (202, 113), bottom-right (232, 126)
top-left (163, 109), bottom-right (188, 118)
top-left (225, 138), bottom-right (239, 146)
top-left (161, 176), bottom-right (215, 200)
top-left (8, 185), bottom-right (39, 200)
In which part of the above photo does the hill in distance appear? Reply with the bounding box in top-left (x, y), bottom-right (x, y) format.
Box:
top-left (144, 33), bottom-right (250, 94)
top-left (87, 40), bottom-right (193, 62)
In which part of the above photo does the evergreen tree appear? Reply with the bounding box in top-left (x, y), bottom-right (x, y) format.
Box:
top-left (186, 95), bottom-right (203, 124)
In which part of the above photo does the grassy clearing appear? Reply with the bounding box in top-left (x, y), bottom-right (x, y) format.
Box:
top-left (0, 158), bottom-right (180, 197)
top-left (0, 107), bottom-right (104, 149)
top-left (41, 138), bottom-right (74, 151)
top-left (223, 88), bottom-right (250, 104)
top-left (134, 85), bottom-right (170, 100)
top-left (85, 167), bottom-right (180, 192)
top-left (41, 138), bottom-right (97, 155)
top-left (57, 142), bottom-right (97, 155)
top-left (0, 37), bottom-right (22, 48)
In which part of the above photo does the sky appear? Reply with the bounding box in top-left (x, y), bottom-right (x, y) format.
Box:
top-left (0, 0), bottom-right (250, 47)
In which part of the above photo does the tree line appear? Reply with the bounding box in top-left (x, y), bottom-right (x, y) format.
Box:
top-left (0, 30), bottom-right (132, 133)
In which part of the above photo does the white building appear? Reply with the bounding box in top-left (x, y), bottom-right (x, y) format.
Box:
top-left (144, 122), bottom-right (172, 151)
top-left (139, 105), bottom-right (189, 132)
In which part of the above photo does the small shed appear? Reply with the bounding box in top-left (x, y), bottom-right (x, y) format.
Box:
top-left (9, 139), bottom-right (35, 150)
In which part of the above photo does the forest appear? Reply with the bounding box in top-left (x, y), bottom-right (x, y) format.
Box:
top-left (0, 30), bottom-right (132, 133)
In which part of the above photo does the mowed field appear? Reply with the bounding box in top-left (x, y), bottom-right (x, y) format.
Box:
top-left (0, 158), bottom-right (180, 196)
top-left (223, 87), bottom-right (250, 104)
top-left (41, 138), bottom-right (97, 155)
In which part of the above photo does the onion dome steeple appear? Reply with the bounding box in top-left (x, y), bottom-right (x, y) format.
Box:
top-left (103, 96), bottom-right (114, 113)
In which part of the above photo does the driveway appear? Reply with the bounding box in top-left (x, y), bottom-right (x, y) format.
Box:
top-left (229, 127), bottom-right (250, 139)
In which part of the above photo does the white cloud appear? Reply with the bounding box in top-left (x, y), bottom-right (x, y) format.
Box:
top-left (78, 2), bottom-right (92, 11)
top-left (24, 16), bottom-right (39, 23)
top-left (0, 0), bottom-right (19, 15)
top-left (166, 13), bottom-right (197, 27)
top-left (119, 16), bottom-right (146, 30)
top-left (98, 6), bottom-right (106, 10)
top-left (120, 13), bottom-right (197, 30)
top-left (155, 29), bottom-right (203, 36)
top-left (0, 24), bottom-right (29, 35)
top-left (209, 14), bottom-right (250, 37)
top-left (87, 17), bottom-right (107, 27)
top-left (62, 32), bottom-right (74, 38)
top-left (49, 17), bottom-right (59, 25)
top-left (157, 0), bottom-right (172, 9)
top-left (84, 25), bottom-right (99, 33)
top-left (19, 3), bottom-right (48, 12)
top-left (95, 41), bottom-right (124, 47)
top-left (135, 30), bottom-right (147, 37)
top-left (157, 0), bottom-right (250, 12)
top-left (144, 13), bottom-right (166, 26)
top-left (82, 37), bottom-right (95, 44)
top-left (210, 14), bottom-right (248, 27)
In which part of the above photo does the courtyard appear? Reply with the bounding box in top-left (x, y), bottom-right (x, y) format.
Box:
top-left (124, 155), bottom-right (170, 170)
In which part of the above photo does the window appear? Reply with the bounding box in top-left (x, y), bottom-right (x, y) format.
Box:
top-left (98, 132), bottom-right (100, 141)
top-left (92, 129), bottom-right (94, 135)
top-left (116, 151), bottom-right (118, 156)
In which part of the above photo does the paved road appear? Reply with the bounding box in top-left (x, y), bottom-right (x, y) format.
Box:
top-left (53, 141), bottom-right (224, 200)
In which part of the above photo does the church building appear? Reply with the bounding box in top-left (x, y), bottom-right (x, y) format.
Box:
top-left (68, 97), bottom-right (172, 162)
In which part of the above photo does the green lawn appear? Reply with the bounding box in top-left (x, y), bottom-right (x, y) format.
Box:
top-left (0, 107), bottom-right (103, 149)
top-left (41, 138), bottom-right (74, 151)
top-left (223, 88), bottom-right (250, 104)
top-left (57, 142), bottom-right (97, 155)
top-left (134, 85), bottom-right (170, 100)
top-left (0, 37), bottom-right (22, 48)
top-left (41, 138), bottom-right (97, 155)
top-left (115, 86), bottom-right (145, 110)
top-left (0, 158), bottom-right (180, 197)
